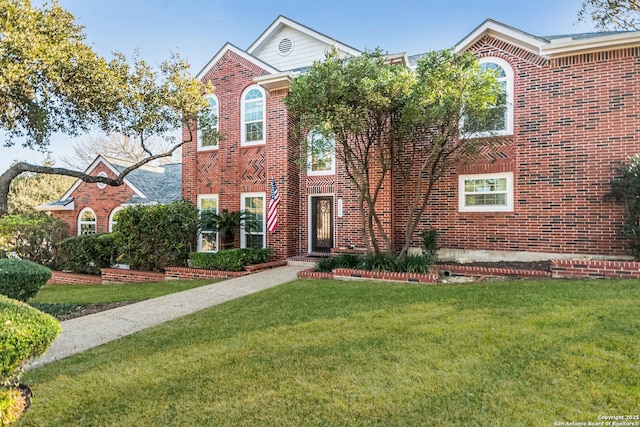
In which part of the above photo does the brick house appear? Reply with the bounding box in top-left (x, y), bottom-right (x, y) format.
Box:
top-left (184, 16), bottom-right (640, 262)
top-left (38, 156), bottom-right (182, 235)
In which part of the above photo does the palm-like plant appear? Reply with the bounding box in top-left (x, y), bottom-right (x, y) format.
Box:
top-left (199, 209), bottom-right (259, 250)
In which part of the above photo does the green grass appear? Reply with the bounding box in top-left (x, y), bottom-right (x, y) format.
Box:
top-left (20, 279), bottom-right (640, 426)
top-left (29, 279), bottom-right (216, 316)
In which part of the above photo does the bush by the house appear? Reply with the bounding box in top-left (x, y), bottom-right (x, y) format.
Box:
top-left (315, 250), bottom-right (435, 274)
top-left (1, 295), bottom-right (61, 424)
top-left (421, 228), bottom-right (439, 264)
top-left (58, 233), bottom-right (118, 275)
top-left (0, 259), bottom-right (52, 302)
top-left (0, 214), bottom-right (69, 269)
top-left (607, 153), bottom-right (640, 259)
top-left (114, 201), bottom-right (199, 272)
top-left (190, 248), bottom-right (272, 271)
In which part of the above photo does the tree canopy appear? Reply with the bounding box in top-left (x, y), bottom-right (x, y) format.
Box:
top-left (286, 48), bottom-right (506, 259)
top-left (578, 0), bottom-right (640, 30)
top-left (0, 0), bottom-right (216, 216)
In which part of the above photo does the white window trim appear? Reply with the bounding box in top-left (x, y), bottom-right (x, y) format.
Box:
top-left (307, 130), bottom-right (335, 176)
top-left (197, 194), bottom-right (219, 252)
top-left (78, 207), bottom-right (97, 235)
top-left (198, 94), bottom-right (219, 151)
top-left (96, 171), bottom-right (108, 189)
top-left (459, 172), bottom-right (514, 212)
top-left (108, 206), bottom-right (124, 232)
top-left (475, 57), bottom-right (514, 137)
top-left (240, 85), bottom-right (266, 147)
top-left (240, 192), bottom-right (266, 249)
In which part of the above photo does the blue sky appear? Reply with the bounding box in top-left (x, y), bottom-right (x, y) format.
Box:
top-left (3, 0), bottom-right (596, 171)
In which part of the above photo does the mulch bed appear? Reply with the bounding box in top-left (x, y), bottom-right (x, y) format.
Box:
top-left (57, 301), bottom-right (139, 321)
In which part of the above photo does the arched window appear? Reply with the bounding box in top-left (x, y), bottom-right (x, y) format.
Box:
top-left (307, 130), bottom-right (335, 175)
top-left (96, 171), bottom-right (108, 189)
top-left (108, 206), bottom-right (124, 232)
top-left (241, 86), bottom-right (265, 146)
top-left (198, 94), bottom-right (218, 150)
top-left (78, 208), bottom-right (97, 235)
top-left (478, 57), bottom-right (514, 135)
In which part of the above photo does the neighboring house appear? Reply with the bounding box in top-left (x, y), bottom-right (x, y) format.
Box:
top-left (37, 156), bottom-right (182, 235)
top-left (185, 15), bottom-right (640, 262)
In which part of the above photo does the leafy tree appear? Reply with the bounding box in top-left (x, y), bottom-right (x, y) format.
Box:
top-left (578, 0), bottom-right (640, 30)
top-left (0, 0), bottom-right (216, 216)
top-left (199, 209), bottom-right (259, 250)
top-left (286, 48), bottom-right (505, 260)
top-left (0, 214), bottom-right (69, 268)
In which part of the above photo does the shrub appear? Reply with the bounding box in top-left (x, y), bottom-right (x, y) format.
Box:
top-left (607, 154), bottom-right (640, 259)
top-left (0, 214), bottom-right (69, 269)
top-left (0, 296), bottom-right (60, 424)
top-left (190, 248), bottom-right (272, 271)
top-left (399, 253), bottom-right (434, 274)
top-left (114, 201), bottom-right (199, 272)
top-left (421, 228), bottom-right (439, 264)
top-left (58, 233), bottom-right (118, 275)
top-left (0, 295), bottom-right (61, 383)
top-left (0, 259), bottom-right (52, 302)
top-left (315, 253), bottom-right (363, 273)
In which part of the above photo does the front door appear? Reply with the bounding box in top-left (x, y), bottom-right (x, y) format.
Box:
top-left (311, 197), bottom-right (333, 252)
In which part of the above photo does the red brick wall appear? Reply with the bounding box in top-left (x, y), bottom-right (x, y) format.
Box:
top-left (394, 39), bottom-right (640, 257)
top-left (52, 163), bottom-right (136, 235)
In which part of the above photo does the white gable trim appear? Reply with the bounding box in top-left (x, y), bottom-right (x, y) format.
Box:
top-left (247, 15), bottom-right (361, 57)
top-left (59, 155), bottom-right (145, 201)
top-left (541, 31), bottom-right (640, 57)
top-left (196, 43), bottom-right (280, 81)
top-left (455, 19), bottom-right (547, 55)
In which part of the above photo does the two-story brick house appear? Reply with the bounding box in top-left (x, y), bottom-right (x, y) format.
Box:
top-left (184, 16), bottom-right (640, 262)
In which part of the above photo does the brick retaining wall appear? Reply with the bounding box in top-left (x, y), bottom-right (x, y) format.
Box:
top-left (551, 259), bottom-right (640, 279)
top-left (48, 271), bottom-right (103, 285)
top-left (101, 268), bottom-right (166, 283)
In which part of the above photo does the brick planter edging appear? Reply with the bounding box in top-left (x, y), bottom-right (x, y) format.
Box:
top-left (101, 268), bottom-right (166, 284)
top-left (48, 271), bottom-right (103, 285)
top-left (551, 259), bottom-right (640, 279)
top-left (166, 267), bottom-right (247, 280)
top-left (436, 264), bottom-right (551, 279)
top-left (298, 268), bottom-right (438, 283)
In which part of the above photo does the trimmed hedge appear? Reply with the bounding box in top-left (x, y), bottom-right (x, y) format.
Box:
top-left (0, 296), bottom-right (60, 425)
top-left (190, 248), bottom-right (272, 272)
top-left (58, 233), bottom-right (118, 275)
top-left (0, 259), bottom-right (52, 302)
top-left (0, 295), bottom-right (61, 381)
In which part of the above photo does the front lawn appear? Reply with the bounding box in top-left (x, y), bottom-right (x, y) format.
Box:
top-left (21, 279), bottom-right (640, 426)
top-left (29, 279), bottom-right (216, 317)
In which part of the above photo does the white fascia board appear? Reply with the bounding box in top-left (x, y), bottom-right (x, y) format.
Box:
top-left (196, 43), bottom-right (280, 81)
top-left (59, 155), bottom-right (145, 201)
top-left (247, 15), bottom-right (361, 57)
top-left (541, 31), bottom-right (640, 57)
top-left (35, 200), bottom-right (74, 211)
top-left (254, 71), bottom-right (295, 92)
top-left (455, 19), bottom-right (547, 55)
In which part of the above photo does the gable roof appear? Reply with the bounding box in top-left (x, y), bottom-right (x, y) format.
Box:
top-left (196, 43), bottom-right (280, 81)
top-left (247, 15), bottom-right (361, 58)
top-left (455, 18), bottom-right (640, 58)
top-left (36, 156), bottom-right (182, 211)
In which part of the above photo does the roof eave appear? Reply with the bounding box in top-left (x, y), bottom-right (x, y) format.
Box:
top-left (541, 31), bottom-right (640, 57)
top-left (254, 72), bottom-right (295, 92)
top-left (455, 19), bottom-right (547, 55)
top-left (196, 43), bottom-right (280, 81)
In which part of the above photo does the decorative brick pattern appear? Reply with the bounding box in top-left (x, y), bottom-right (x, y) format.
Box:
top-left (332, 268), bottom-right (438, 284)
top-left (436, 264), bottom-right (551, 279)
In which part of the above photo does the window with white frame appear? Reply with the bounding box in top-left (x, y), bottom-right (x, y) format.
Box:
top-left (108, 206), bottom-right (124, 232)
top-left (96, 171), bottom-right (108, 189)
top-left (241, 86), bottom-right (265, 146)
top-left (240, 193), bottom-right (265, 249)
top-left (459, 172), bottom-right (514, 212)
top-left (78, 208), bottom-right (97, 235)
top-left (307, 130), bottom-right (335, 175)
top-left (477, 57), bottom-right (514, 135)
top-left (198, 94), bottom-right (219, 150)
top-left (198, 194), bottom-right (219, 252)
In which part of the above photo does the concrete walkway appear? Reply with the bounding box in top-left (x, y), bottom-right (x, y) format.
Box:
top-left (29, 265), bottom-right (307, 369)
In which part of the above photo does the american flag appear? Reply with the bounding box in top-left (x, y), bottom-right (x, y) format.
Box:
top-left (267, 178), bottom-right (280, 232)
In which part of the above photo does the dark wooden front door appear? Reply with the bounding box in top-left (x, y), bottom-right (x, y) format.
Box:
top-left (311, 197), bottom-right (333, 252)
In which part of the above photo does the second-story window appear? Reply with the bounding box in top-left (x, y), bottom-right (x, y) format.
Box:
top-left (241, 86), bottom-right (265, 146)
top-left (307, 130), bottom-right (335, 175)
top-left (198, 94), bottom-right (219, 150)
top-left (477, 57), bottom-right (513, 135)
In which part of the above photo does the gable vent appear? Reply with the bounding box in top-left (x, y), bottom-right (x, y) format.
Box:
top-left (278, 37), bottom-right (294, 56)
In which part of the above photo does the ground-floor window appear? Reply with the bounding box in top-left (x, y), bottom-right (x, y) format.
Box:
top-left (198, 194), bottom-right (219, 252)
top-left (241, 193), bottom-right (265, 249)
top-left (108, 206), bottom-right (124, 232)
top-left (458, 172), bottom-right (514, 212)
top-left (78, 208), bottom-right (97, 235)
